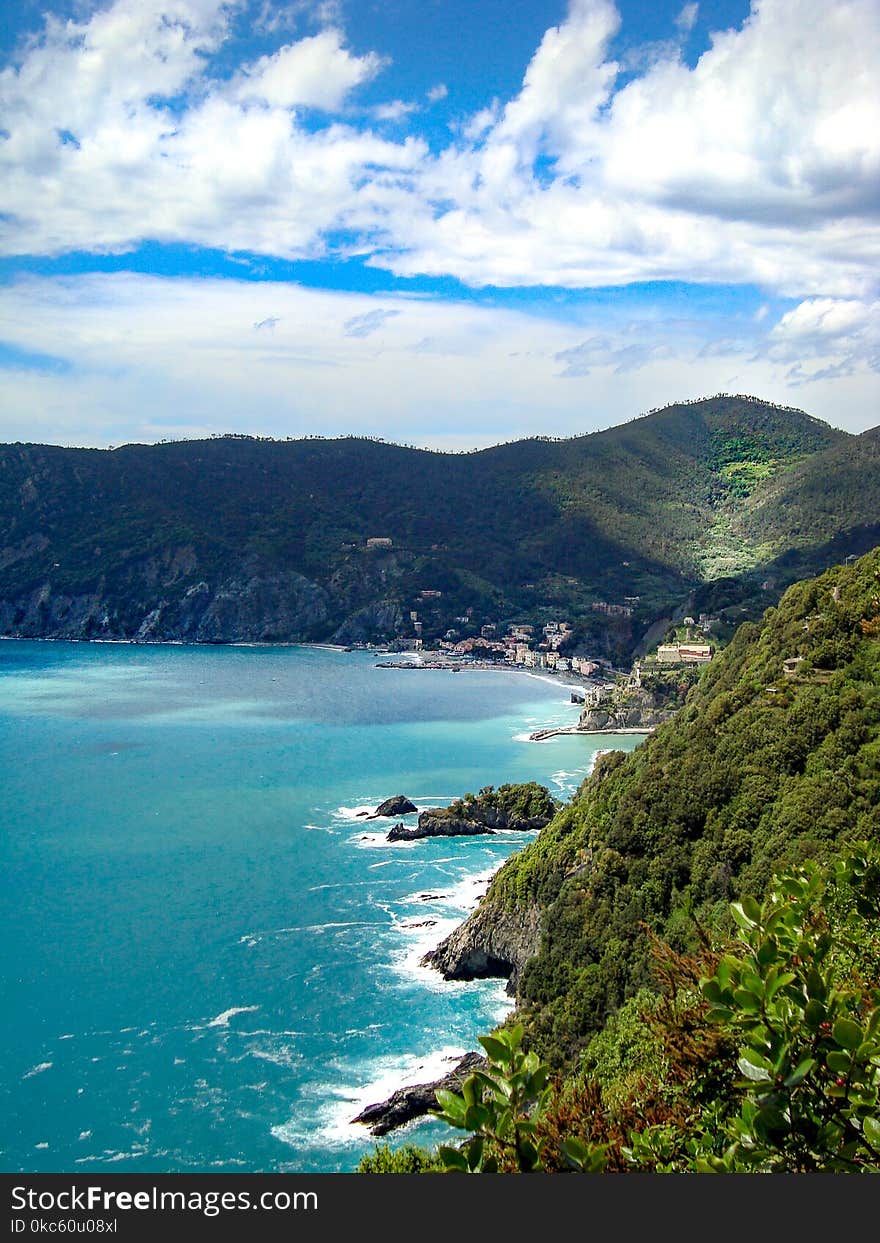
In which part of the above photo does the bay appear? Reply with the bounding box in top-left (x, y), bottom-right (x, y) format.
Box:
top-left (0, 640), bottom-right (641, 1173)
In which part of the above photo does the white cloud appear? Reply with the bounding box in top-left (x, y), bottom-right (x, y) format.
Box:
top-left (0, 274), bottom-right (876, 452)
top-left (0, 1), bottom-right (422, 259)
top-left (251, 1), bottom-right (342, 36)
top-left (764, 297), bottom-right (880, 383)
top-left (232, 29), bottom-right (383, 110)
top-left (675, 3), bottom-right (699, 35)
top-left (374, 0), bottom-right (880, 297)
top-left (0, 0), bottom-right (877, 315)
top-left (372, 99), bottom-right (419, 123)
top-left (427, 83), bottom-right (448, 103)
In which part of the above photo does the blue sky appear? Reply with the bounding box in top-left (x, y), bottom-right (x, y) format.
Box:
top-left (0, 0), bottom-right (877, 448)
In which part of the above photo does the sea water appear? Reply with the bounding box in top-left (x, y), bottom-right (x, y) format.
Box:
top-left (0, 640), bottom-right (641, 1173)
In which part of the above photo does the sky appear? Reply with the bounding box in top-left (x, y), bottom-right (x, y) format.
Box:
top-left (0, 0), bottom-right (877, 449)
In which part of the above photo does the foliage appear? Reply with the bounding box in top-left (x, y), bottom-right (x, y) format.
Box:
top-left (412, 844), bottom-right (880, 1175)
top-left (356, 1143), bottom-right (443, 1173)
top-left (472, 548), bottom-right (880, 1068)
top-left (447, 783), bottom-right (559, 824)
top-left (432, 1025), bottom-right (566, 1172)
top-left (690, 845), bottom-right (880, 1171)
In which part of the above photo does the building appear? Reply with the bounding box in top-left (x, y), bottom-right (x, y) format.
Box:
top-left (656, 643), bottom-right (714, 664)
top-left (591, 601), bottom-right (634, 618)
top-left (366, 537), bottom-right (393, 548)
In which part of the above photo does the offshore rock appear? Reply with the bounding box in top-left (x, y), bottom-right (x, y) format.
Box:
top-left (351, 1052), bottom-right (487, 1136)
top-left (386, 785), bottom-right (556, 842)
top-left (387, 813), bottom-right (495, 841)
top-left (368, 795), bottom-right (418, 819)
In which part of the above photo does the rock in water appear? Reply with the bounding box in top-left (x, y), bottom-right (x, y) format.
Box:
top-left (368, 794), bottom-right (418, 818)
top-left (387, 813), bottom-right (495, 841)
top-left (351, 1052), bottom-right (487, 1136)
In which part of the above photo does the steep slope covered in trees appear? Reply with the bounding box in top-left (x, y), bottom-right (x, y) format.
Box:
top-left (429, 548), bottom-right (880, 1067)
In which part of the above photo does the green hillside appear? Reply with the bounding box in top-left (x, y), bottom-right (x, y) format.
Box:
top-left (366, 548), bottom-right (880, 1175)
top-left (0, 395), bottom-right (869, 655)
top-left (464, 546), bottom-right (880, 1067)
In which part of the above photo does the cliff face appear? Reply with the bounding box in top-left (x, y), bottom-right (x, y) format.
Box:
top-left (578, 702), bottom-right (675, 730)
top-left (422, 895), bottom-right (543, 992)
top-left (0, 564), bottom-right (332, 643)
top-left (578, 683), bottom-right (687, 730)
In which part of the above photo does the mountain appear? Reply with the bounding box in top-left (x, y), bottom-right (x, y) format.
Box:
top-left (0, 394), bottom-right (872, 655)
top-left (426, 545), bottom-right (880, 1068)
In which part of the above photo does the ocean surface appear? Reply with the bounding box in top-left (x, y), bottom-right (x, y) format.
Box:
top-left (0, 640), bottom-right (641, 1173)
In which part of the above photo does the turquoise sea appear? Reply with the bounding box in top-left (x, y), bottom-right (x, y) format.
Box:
top-left (0, 640), bottom-right (641, 1173)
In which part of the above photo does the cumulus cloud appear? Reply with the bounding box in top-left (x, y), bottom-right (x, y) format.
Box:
top-left (231, 29), bottom-right (383, 110)
top-left (764, 297), bottom-right (880, 383)
top-left (377, 0), bottom-right (880, 297)
top-left (0, 0), bottom-right (878, 308)
top-left (0, 0), bottom-right (418, 258)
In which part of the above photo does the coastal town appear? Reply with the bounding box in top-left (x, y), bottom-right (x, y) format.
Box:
top-left (363, 571), bottom-right (720, 737)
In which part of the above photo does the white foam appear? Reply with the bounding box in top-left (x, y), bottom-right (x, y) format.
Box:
top-left (204, 1006), bottom-right (260, 1029)
top-left (23, 1061), bottom-right (53, 1079)
top-left (271, 1044), bottom-right (467, 1153)
top-left (334, 804), bottom-right (379, 821)
top-left (352, 831), bottom-right (419, 850)
top-left (74, 1149), bottom-right (146, 1165)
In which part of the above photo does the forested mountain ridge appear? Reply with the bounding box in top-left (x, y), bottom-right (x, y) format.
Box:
top-left (0, 395), bottom-right (873, 654)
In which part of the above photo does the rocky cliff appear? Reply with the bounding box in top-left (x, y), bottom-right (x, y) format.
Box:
top-left (421, 895), bottom-right (543, 992)
top-left (577, 680), bottom-right (695, 730)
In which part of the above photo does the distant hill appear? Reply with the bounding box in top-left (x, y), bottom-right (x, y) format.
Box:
top-left (0, 395), bottom-right (872, 656)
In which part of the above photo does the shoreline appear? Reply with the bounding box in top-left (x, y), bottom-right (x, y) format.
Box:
top-left (526, 725), bottom-right (654, 742)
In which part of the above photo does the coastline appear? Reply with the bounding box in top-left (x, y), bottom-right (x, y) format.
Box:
top-left (527, 725), bottom-right (654, 741)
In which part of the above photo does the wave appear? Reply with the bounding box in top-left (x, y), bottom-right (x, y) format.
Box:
top-left (352, 831), bottom-right (420, 850)
top-left (204, 1006), bottom-right (260, 1030)
top-left (270, 1044), bottom-right (468, 1154)
top-left (22, 1061), bottom-right (53, 1079)
top-left (334, 804), bottom-right (379, 821)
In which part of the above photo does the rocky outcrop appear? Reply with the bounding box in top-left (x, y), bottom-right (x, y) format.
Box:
top-left (388, 812), bottom-right (495, 841)
top-left (351, 1052), bottom-right (487, 1136)
top-left (578, 685), bottom-right (680, 731)
top-left (578, 703), bottom-right (675, 730)
top-left (386, 784), bottom-right (556, 842)
top-left (367, 795), bottom-right (418, 819)
top-left (422, 896), bottom-right (543, 992)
